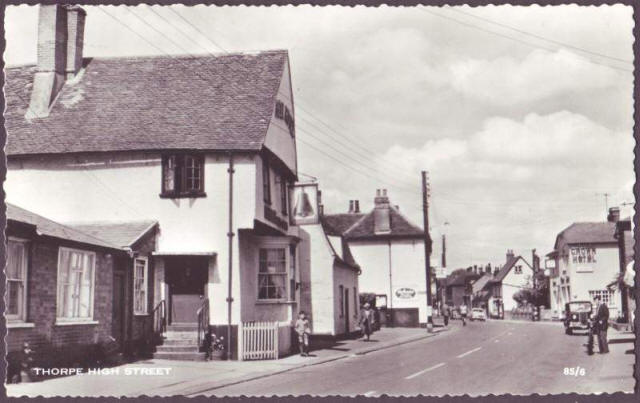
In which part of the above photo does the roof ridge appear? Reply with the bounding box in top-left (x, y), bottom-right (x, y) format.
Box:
top-left (66, 219), bottom-right (158, 225)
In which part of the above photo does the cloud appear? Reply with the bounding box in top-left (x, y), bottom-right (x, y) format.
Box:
top-left (449, 49), bottom-right (623, 105)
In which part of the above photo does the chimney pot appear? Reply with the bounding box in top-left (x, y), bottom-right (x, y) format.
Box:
top-left (382, 189), bottom-right (387, 197)
top-left (348, 200), bottom-right (354, 214)
top-left (354, 200), bottom-right (360, 213)
top-left (607, 207), bottom-right (620, 223)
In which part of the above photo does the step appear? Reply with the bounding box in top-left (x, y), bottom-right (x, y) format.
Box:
top-left (164, 331), bottom-right (199, 340)
top-left (156, 345), bottom-right (200, 353)
top-left (167, 323), bottom-right (199, 332)
top-left (153, 351), bottom-right (206, 361)
top-left (161, 338), bottom-right (199, 346)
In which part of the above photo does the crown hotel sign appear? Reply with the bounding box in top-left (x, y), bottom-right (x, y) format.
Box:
top-left (289, 182), bottom-right (319, 225)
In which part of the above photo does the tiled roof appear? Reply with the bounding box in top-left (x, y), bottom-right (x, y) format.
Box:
top-left (5, 51), bottom-right (288, 156)
top-left (491, 256), bottom-right (532, 283)
top-left (321, 213), bottom-right (366, 236)
top-left (446, 269), bottom-right (480, 287)
top-left (555, 222), bottom-right (617, 247)
top-left (472, 273), bottom-right (494, 293)
top-left (325, 206), bottom-right (424, 240)
top-left (66, 220), bottom-right (158, 248)
top-left (6, 203), bottom-right (119, 249)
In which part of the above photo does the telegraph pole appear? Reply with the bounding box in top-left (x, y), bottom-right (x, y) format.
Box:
top-left (422, 171), bottom-right (434, 332)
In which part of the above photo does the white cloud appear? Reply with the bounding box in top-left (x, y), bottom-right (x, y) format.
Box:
top-left (449, 49), bottom-right (623, 105)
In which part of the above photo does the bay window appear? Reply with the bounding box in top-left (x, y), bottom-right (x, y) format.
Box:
top-left (161, 154), bottom-right (205, 197)
top-left (7, 238), bottom-right (28, 321)
top-left (133, 257), bottom-right (149, 315)
top-left (57, 247), bottom-right (95, 321)
top-left (258, 248), bottom-right (286, 300)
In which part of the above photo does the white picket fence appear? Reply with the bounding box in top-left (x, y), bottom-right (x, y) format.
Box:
top-left (239, 321), bottom-right (279, 360)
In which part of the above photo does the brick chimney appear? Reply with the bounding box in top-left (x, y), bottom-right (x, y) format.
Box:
top-left (26, 5), bottom-right (86, 119)
top-left (506, 249), bottom-right (515, 261)
top-left (373, 189), bottom-right (391, 234)
top-left (607, 207), bottom-right (620, 223)
top-left (354, 200), bottom-right (360, 213)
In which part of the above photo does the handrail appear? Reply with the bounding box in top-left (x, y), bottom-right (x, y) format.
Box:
top-left (153, 300), bottom-right (167, 335)
top-left (197, 298), bottom-right (210, 351)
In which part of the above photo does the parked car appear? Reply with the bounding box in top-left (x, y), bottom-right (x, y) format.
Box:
top-left (563, 301), bottom-right (592, 335)
top-left (470, 308), bottom-right (487, 321)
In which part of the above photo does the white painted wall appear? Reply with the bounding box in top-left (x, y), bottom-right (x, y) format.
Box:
top-left (333, 264), bottom-right (359, 335)
top-left (348, 238), bottom-right (428, 323)
top-left (263, 60), bottom-right (297, 174)
top-left (306, 224), bottom-right (336, 335)
top-left (502, 259), bottom-right (533, 311)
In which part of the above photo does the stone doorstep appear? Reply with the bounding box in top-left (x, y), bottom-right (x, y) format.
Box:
top-left (148, 328), bottom-right (448, 397)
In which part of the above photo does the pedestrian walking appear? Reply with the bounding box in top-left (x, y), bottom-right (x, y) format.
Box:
top-left (360, 302), bottom-right (374, 341)
top-left (460, 303), bottom-right (468, 326)
top-left (593, 296), bottom-right (609, 354)
top-left (443, 304), bottom-right (450, 327)
top-left (295, 311), bottom-right (311, 357)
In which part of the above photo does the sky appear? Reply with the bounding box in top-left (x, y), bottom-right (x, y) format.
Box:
top-left (4, 5), bottom-right (635, 271)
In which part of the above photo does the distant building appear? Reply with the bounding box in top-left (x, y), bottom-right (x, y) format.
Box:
top-left (323, 189), bottom-right (427, 327)
top-left (546, 207), bottom-right (633, 319)
top-left (445, 269), bottom-right (481, 309)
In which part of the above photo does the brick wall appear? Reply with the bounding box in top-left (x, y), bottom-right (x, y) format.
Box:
top-left (7, 239), bottom-right (115, 356)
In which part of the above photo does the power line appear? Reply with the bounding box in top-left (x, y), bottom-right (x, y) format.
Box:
top-left (420, 8), bottom-right (633, 73)
top-left (446, 7), bottom-right (633, 65)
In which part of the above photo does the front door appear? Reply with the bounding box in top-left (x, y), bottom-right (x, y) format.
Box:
top-left (166, 256), bottom-right (208, 324)
top-left (344, 288), bottom-right (350, 333)
top-left (112, 271), bottom-right (126, 345)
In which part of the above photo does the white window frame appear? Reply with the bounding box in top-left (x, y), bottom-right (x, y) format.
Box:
top-left (56, 247), bottom-right (96, 322)
top-left (589, 289), bottom-right (615, 308)
top-left (6, 237), bottom-right (29, 322)
top-left (133, 257), bottom-right (149, 315)
top-left (257, 246), bottom-right (288, 301)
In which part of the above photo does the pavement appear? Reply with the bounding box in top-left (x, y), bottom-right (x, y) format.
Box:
top-left (6, 325), bottom-right (447, 397)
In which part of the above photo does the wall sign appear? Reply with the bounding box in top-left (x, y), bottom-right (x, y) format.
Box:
top-left (289, 182), bottom-right (319, 225)
top-left (395, 287), bottom-right (416, 299)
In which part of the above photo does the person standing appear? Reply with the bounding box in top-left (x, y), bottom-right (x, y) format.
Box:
top-left (443, 304), bottom-right (450, 327)
top-left (295, 311), bottom-right (311, 357)
top-left (360, 302), bottom-right (374, 341)
top-left (593, 296), bottom-right (610, 354)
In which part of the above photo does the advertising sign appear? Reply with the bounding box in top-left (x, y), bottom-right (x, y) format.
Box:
top-left (289, 182), bottom-right (319, 225)
top-left (395, 287), bottom-right (417, 299)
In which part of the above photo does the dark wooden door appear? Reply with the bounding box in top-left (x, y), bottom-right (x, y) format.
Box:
top-left (166, 257), bottom-right (208, 324)
top-left (112, 272), bottom-right (126, 344)
top-left (344, 288), bottom-right (350, 333)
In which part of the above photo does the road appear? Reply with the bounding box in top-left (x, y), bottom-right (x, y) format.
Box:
top-left (202, 320), bottom-right (633, 397)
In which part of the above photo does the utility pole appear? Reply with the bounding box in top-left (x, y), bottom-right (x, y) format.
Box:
top-left (422, 171), bottom-right (434, 332)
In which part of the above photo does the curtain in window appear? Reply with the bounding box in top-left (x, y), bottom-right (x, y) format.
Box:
top-left (7, 241), bottom-right (26, 318)
top-left (134, 259), bottom-right (147, 314)
top-left (258, 249), bottom-right (286, 299)
top-left (58, 249), bottom-right (94, 319)
top-left (163, 156), bottom-right (176, 192)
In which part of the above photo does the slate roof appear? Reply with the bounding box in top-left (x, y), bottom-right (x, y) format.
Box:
top-left (66, 220), bottom-right (158, 249)
top-left (6, 203), bottom-right (119, 249)
top-left (5, 50), bottom-right (288, 156)
top-left (491, 256), bottom-right (532, 283)
top-left (446, 269), bottom-right (480, 287)
top-left (554, 222), bottom-right (617, 248)
top-left (324, 207), bottom-right (424, 240)
top-left (471, 273), bottom-right (494, 294)
top-left (321, 213), bottom-right (366, 236)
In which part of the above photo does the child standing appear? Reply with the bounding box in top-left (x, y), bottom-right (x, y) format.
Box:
top-left (295, 311), bottom-right (311, 357)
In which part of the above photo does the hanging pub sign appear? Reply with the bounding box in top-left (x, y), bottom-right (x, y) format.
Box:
top-left (289, 182), bottom-right (319, 225)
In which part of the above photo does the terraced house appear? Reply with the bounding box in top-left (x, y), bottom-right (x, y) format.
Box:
top-left (5, 4), bottom-right (311, 361)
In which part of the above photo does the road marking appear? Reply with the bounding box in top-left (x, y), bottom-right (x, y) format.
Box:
top-left (405, 362), bottom-right (446, 380)
top-left (363, 390), bottom-right (377, 397)
top-left (456, 347), bottom-right (482, 358)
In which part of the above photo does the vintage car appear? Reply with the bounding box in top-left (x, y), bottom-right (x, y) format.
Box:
top-left (470, 308), bottom-right (487, 321)
top-left (564, 301), bottom-right (592, 335)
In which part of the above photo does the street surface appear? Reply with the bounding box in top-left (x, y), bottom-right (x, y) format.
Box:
top-left (203, 320), bottom-right (634, 397)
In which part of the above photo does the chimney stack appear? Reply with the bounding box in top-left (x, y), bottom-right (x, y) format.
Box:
top-left (354, 200), bottom-right (360, 213)
top-left (506, 249), bottom-right (515, 261)
top-left (26, 5), bottom-right (85, 119)
top-left (348, 200), bottom-right (354, 214)
top-left (373, 188), bottom-right (391, 234)
top-left (65, 6), bottom-right (86, 79)
top-left (607, 207), bottom-right (620, 223)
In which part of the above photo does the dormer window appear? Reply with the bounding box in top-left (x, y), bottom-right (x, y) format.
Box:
top-left (161, 154), bottom-right (205, 198)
